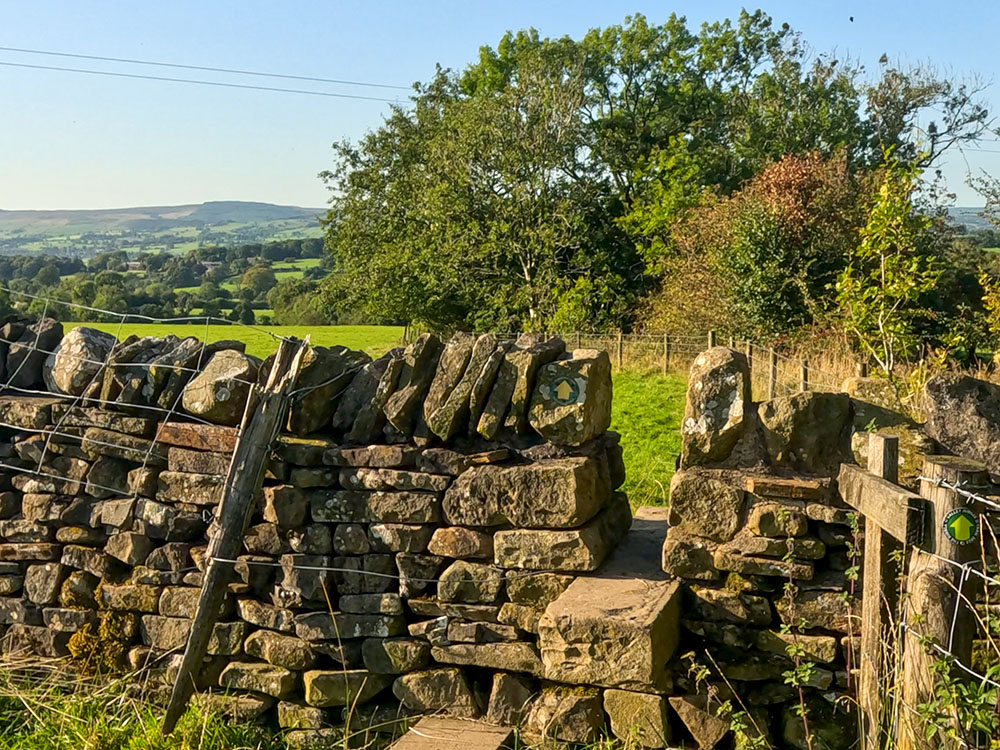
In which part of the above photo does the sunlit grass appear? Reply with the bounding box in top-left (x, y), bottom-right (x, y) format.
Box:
top-left (61, 322), bottom-right (405, 359)
top-left (611, 370), bottom-right (686, 507)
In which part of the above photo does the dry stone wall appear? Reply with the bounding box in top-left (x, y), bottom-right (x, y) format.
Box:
top-left (0, 322), bottom-right (642, 747)
top-left (663, 347), bottom-right (861, 749)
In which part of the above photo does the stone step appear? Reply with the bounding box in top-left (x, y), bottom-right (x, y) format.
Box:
top-left (536, 505), bottom-right (680, 693)
top-left (390, 716), bottom-right (514, 749)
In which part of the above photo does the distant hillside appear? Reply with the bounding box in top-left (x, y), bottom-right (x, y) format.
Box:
top-left (949, 206), bottom-right (991, 232)
top-left (0, 201), bottom-right (326, 256)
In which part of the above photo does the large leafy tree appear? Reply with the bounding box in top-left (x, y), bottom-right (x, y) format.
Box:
top-left (320, 11), bottom-right (989, 333)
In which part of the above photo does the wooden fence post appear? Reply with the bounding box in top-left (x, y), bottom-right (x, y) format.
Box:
top-left (575, 331), bottom-right (582, 349)
top-left (744, 342), bottom-right (754, 396)
top-left (898, 456), bottom-right (989, 750)
top-left (708, 330), bottom-right (717, 348)
top-left (161, 336), bottom-right (310, 735)
top-left (616, 332), bottom-right (624, 369)
top-left (860, 434), bottom-right (902, 749)
top-left (768, 348), bottom-right (778, 400)
top-left (799, 359), bottom-right (809, 392)
top-left (662, 334), bottom-right (669, 376)
top-left (858, 361), bottom-right (869, 378)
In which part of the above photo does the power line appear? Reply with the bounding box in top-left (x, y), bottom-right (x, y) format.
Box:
top-left (0, 60), bottom-right (402, 102)
top-left (0, 44), bottom-right (411, 91)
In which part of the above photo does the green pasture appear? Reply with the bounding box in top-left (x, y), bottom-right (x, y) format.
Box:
top-left (61, 323), bottom-right (405, 359)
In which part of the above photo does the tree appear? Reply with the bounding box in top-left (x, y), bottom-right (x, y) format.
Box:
top-left (268, 279), bottom-right (331, 325)
top-left (232, 301), bottom-right (256, 325)
top-left (36, 264), bottom-right (61, 287)
top-left (241, 265), bottom-right (278, 296)
top-left (322, 12), bottom-right (987, 333)
top-left (836, 153), bottom-right (941, 374)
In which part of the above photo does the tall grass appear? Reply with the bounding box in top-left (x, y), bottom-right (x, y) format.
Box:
top-left (0, 660), bottom-right (659, 750)
top-left (0, 663), bottom-right (283, 750)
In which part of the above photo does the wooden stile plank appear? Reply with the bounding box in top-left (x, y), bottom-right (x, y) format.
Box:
top-left (837, 463), bottom-right (925, 545)
top-left (391, 717), bottom-right (514, 750)
top-left (745, 476), bottom-right (827, 500)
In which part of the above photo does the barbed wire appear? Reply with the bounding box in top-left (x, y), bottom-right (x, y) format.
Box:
top-left (900, 621), bottom-right (1000, 690)
top-left (0, 296), bottom-right (258, 501)
top-left (918, 474), bottom-right (1000, 514)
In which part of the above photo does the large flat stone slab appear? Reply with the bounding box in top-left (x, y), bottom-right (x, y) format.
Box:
top-left (390, 717), bottom-right (514, 750)
top-left (537, 506), bottom-right (679, 692)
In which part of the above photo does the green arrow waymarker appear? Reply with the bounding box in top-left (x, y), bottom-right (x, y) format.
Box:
top-left (943, 508), bottom-right (979, 546)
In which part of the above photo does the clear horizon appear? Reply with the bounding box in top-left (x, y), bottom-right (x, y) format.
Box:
top-left (2, 0), bottom-right (999, 210)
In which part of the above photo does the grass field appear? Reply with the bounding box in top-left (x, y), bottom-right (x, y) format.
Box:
top-left (60, 323), bottom-right (685, 505)
top-left (61, 323), bottom-right (406, 359)
top-left (174, 258), bottom-right (323, 295)
top-left (610, 371), bottom-right (686, 506)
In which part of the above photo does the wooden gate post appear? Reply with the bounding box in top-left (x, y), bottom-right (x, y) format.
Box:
top-left (707, 330), bottom-right (717, 348)
top-left (768, 348), bottom-right (778, 400)
top-left (860, 434), bottom-right (902, 749)
top-left (161, 336), bottom-right (309, 735)
top-left (898, 456), bottom-right (988, 750)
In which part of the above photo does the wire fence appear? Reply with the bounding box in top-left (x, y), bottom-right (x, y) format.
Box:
top-left (403, 327), bottom-right (853, 399)
top-left (883, 474), bottom-right (1000, 748)
top-left (0, 286), bottom-right (302, 504)
top-left (0, 288), bottom-right (584, 589)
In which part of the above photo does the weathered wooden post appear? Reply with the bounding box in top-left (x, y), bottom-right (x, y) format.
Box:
top-left (744, 342), bottom-right (754, 397)
top-left (858, 361), bottom-right (869, 378)
top-left (662, 334), bottom-right (669, 376)
top-left (161, 336), bottom-right (309, 735)
top-left (708, 330), bottom-right (717, 348)
top-left (616, 332), bottom-right (624, 370)
top-left (575, 331), bottom-right (582, 349)
top-left (768, 348), bottom-right (778, 400)
top-left (898, 456), bottom-right (988, 750)
top-left (799, 359), bottom-right (809, 392)
top-left (860, 434), bottom-right (902, 749)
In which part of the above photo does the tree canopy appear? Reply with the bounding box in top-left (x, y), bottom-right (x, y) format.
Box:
top-left (321, 11), bottom-right (989, 336)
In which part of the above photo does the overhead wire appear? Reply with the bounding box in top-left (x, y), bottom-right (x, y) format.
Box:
top-left (0, 60), bottom-right (403, 103)
top-left (0, 44), bottom-right (411, 91)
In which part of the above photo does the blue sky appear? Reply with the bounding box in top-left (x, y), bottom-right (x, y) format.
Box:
top-left (1, 0), bottom-right (998, 209)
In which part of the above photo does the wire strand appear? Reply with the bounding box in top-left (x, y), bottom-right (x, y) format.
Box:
top-left (0, 60), bottom-right (403, 102)
top-left (0, 45), bottom-right (412, 91)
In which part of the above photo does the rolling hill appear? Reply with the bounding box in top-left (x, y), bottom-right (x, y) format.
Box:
top-left (0, 201), bottom-right (326, 256)
top-left (948, 206), bottom-right (991, 232)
